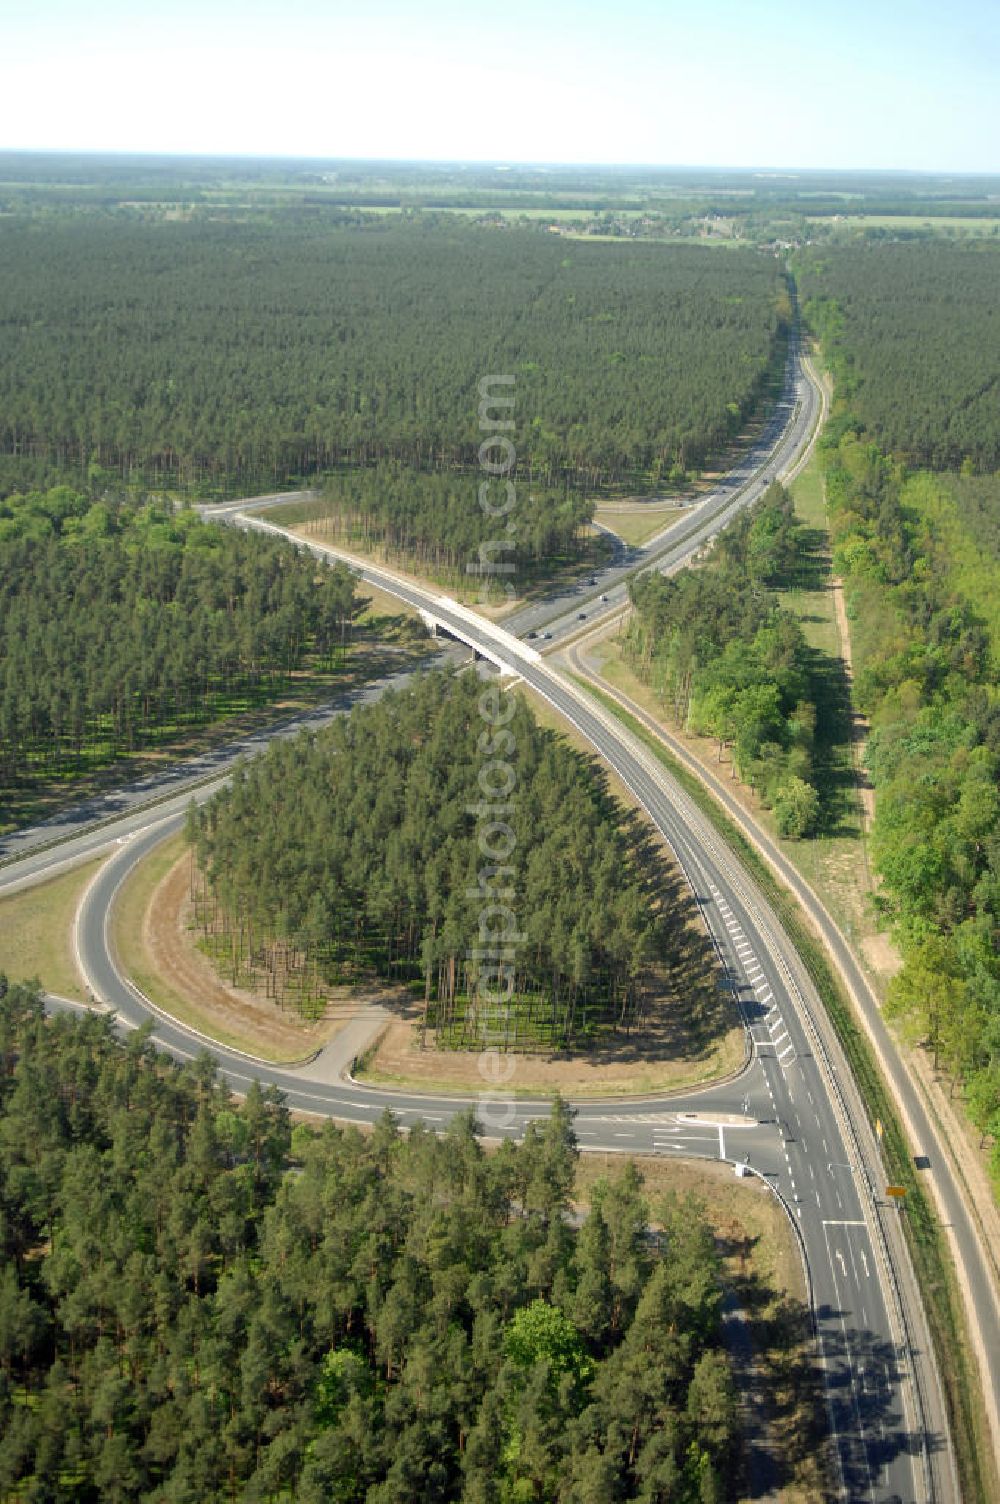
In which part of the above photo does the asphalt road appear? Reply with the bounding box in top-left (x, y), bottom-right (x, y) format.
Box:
top-left (2, 333), bottom-right (810, 876)
top-left (210, 333), bottom-right (817, 649)
top-left (564, 636), bottom-right (1000, 1500)
top-left (2, 338), bottom-right (959, 1501)
top-left (73, 664), bottom-right (938, 1504)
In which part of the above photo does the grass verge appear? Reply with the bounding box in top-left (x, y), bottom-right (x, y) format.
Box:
top-left (592, 502), bottom-right (687, 548)
top-left (112, 834), bottom-right (321, 1065)
top-left (0, 860), bottom-right (104, 1000)
top-left (574, 677), bottom-right (995, 1504)
top-left (354, 1048), bottom-right (745, 1100)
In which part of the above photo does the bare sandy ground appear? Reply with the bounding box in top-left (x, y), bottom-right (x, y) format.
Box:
top-left (147, 855), bottom-right (355, 1058)
top-left (362, 997), bottom-right (745, 1098)
top-left (147, 852), bottom-right (743, 1094)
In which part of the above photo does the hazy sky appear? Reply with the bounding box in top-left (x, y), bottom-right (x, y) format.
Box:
top-left (2, 0), bottom-right (998, 172)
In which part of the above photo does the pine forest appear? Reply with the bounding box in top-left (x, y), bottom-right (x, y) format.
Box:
top-left (0, 981), bottom-right (738, 1503)
top-left (0, 486), bottom-right (361, 830)
top-left (187, 670), bottom-right (712, 1050)
top-left (0, 218), bottom-right (789, 501)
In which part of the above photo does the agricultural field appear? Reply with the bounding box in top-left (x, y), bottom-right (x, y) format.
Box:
top-left (809, 214), bottom-right (1000, 235)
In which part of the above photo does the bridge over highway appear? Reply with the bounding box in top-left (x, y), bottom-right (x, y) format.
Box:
top-left (4, 335), bottom-right (985, 1501)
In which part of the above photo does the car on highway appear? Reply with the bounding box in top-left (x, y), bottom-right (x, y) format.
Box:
top-left (578, 612), bottom-right (586, 620)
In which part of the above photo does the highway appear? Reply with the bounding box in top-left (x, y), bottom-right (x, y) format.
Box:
top-left (564, 630), bottom-right (1000, 1499)
top-left (0, 338), bottom-right (808, 872)
top-left (71, 667), bottom-right (940, 1503)
top-left (0, 335), bottom-right (960, 1501)
top-left (211, 331), bottom-right (819, 650)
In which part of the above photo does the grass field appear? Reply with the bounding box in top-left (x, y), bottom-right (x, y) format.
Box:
top-left (0, 859), bottom-right (104, 1000)
top-left (593, 501), bottom-right (689, 547)
top-left (813, 214), bottom-right (1000, 235)
top-left (422, 207), bottom-right (650, 221)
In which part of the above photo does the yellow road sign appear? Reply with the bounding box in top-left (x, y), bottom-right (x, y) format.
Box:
top-left (885, 1185), bottom-right (907, 1199)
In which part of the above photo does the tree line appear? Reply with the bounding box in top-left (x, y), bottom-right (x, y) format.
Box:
top-left (623, 485), bottom-right (821, 837)
top-left (188, 669), bottom-right (711, 1048)
top-left (0, 217), bottom-right (788, 501)
top-left (299, 466), bottom-right (596, 584)
top-left (794, 243), bottom-right (1000, 472)
top-left (0, 487), bottom-right (361, 826)
top-left (0, 979), bottom-right (737, 1501)
top-left (821, 431), bottom-right (1000, 1188)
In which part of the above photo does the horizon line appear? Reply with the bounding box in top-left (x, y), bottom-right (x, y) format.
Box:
top-left (1, 147), bottom-right (999, 179)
